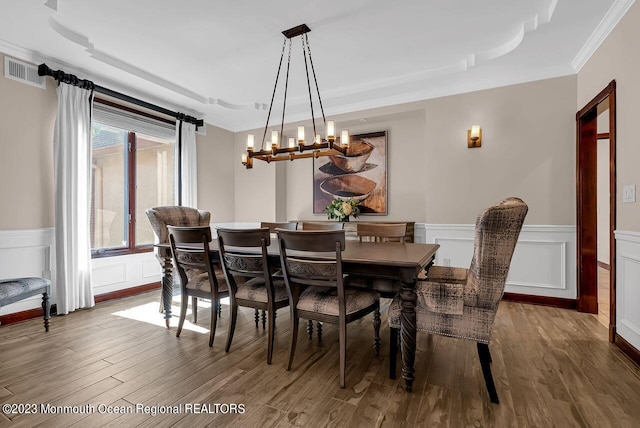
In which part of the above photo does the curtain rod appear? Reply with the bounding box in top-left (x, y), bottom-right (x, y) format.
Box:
top-left (37, 63), bottom-right (204, 128)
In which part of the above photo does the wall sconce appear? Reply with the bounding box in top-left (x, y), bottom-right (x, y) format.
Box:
top-left (468, 125), bottom-right (482, 148)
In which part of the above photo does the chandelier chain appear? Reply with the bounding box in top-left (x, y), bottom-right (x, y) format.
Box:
top-left (260, 38), bottom-right (288, 151)
top-left (279, 39), bottom-right (294, 149)
top-left (305, 33), bottom-right (326, 126)
top-left (301, 35), bottom-right (317, 142)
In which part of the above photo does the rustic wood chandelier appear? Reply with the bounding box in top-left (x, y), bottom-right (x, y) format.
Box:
top-left (242, 24), bottom-right (349, 169)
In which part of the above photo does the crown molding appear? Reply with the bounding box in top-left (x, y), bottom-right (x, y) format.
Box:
top-left (571, 0), bottom-right (636, 72)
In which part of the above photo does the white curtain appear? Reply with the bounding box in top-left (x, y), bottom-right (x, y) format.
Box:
top-left (178, 120), bottom-right (198, 208)
top-left (54, 83), bottom-right (95, 315)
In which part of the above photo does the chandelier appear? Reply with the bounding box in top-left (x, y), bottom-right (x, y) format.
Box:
top-left (242, 24), bottom-right (349, 169)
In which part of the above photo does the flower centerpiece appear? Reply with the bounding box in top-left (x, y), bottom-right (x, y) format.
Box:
top-left (326, 198), bottom-right (360, 222)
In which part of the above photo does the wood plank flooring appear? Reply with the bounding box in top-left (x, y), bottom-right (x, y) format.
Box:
top-left (1, 291), bottom-right (639, 427)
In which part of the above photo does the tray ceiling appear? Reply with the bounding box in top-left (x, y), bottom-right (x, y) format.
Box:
top-left (0, 0), bottom-right (633, 131)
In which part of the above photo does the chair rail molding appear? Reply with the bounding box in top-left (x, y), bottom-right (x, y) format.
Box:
top-left (615, 230), bottom-right (640, 352)
top-left (0, 228), bottom-right (55, 315)
top-left (418, 224), bottom-right (577, 299)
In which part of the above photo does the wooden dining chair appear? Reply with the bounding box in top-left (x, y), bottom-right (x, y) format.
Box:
top-left (168, 226), bottom-right (229, 347)
top-left (356, 222), bottom-right (407, 243)
top-left (300, 221), bottom-right (344, 230)
top-left (260, 221), bottom-right (297, 232)
top-left (217, 227), bottom-right (289, 364)
top-left (277, 229), bottom-right (381, 388)
top-left (345, 222), bottom-right (408, 299)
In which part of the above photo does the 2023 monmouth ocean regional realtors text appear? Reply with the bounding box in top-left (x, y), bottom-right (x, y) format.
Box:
top-left (2, 402), bottom-right (246, 416)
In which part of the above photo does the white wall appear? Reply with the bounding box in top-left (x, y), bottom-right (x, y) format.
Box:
top-left (615, 231), bottom-right (640, 351)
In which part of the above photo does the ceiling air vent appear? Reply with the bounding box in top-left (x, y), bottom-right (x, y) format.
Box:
top-left (4, 57), bottom-right (46, 89)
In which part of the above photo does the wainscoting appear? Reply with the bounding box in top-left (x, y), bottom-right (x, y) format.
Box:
top-left (0, 228), bottom-right (161, 316)
top-left (615, 230), bottom-right (640, 354)
top-left (2, 224), bottom-right (579, 317)
top-left (0, 228), bottom-right (55, 315)
top-left (415, 224), bottom-right (577, 300)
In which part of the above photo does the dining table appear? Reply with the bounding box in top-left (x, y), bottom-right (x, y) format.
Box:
top-left (156, 238), bottom-right (439, 392)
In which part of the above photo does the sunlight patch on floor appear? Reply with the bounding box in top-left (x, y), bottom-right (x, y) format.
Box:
top-left (111, 296), bottom-right (230, 334)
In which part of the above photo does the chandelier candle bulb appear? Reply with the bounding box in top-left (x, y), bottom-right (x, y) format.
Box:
top-left (271, 130), bottom-right (279, 147)
top-left (288, 137), bottom-right (296, 148)
top-left (247, 134), bottom-right (254, 150)
top-left (241, 153), bottom-right (247, 163)
top-left (315, 134), bottom-right (321, 144)
top-left (298, 126), bottom-right (305, 143)
top-left (327, 121), bottom-right (335, 140)
top-left (341, 130), bottom-right (350, 147)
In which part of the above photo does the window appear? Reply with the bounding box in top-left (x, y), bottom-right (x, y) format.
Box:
top-left (91, 100), bottom-right (176, 255)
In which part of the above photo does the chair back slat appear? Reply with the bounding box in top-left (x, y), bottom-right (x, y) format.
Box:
top-left (277, 230), bottom-right (344, 288)
top-left (217, 228), bottom-right (270, 278)
top-left (357, 222), bottom-right (407, 243)
top-left (277, 230), bottom-right (345, 252)
top-left (261, 222), bottom-right (297, 232)
top-left (168, 226), bottom-right (215, 289)
top-left (301, 222), bottom-right (344, 231)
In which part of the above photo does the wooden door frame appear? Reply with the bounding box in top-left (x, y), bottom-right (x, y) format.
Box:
top-left (576, 80), bottom-right (616, 342)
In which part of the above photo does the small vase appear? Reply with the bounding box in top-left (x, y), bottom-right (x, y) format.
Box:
top-left (344, 216), bottom-right (350, 222)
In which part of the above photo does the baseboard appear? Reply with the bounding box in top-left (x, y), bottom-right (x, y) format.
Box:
top-left (0, 282), bottom-right (161, 326)
top-left (615, 333), bottom-right (640, 367)
top-left (0, 307), bottom-right (46, 326)
top-left (94, 282), bottom-right (161, 303)
top-left (502, 292), bottom-right (577, 309)
top-left (598, 261), bottom-right (611, 270)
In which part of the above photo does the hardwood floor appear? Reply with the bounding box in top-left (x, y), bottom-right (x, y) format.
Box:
top-left (1, 292), bottom-right (640, 427)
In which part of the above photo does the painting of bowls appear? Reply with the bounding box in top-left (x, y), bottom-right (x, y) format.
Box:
top-left (320, 175), bottom-right (377, 203)
top-left (328, 140), bottom-right (374, 173)
top-left (313, 131), bottom-right (387, 215)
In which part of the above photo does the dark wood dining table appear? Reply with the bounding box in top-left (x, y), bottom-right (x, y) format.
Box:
top-left (156, 239), bottom-right (439, 392)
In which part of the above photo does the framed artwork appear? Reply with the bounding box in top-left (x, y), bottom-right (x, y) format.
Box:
top-left (313, 131), bottom-right (387, 215)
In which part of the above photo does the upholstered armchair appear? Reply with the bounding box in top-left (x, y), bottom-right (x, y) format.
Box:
top-left (146, 206), bottom-right (211, 328)
top-left (388, 197), bottom-right (528, 403)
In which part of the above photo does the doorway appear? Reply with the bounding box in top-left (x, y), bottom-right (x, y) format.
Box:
top-left (576, 80), bottom-right (616, 342)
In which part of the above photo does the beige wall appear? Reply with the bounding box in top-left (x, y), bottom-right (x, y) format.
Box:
top-left (197, 124), bottom-right (235, 222)
top-left (234, 130), bottom-right (277, 222)
top-left (424, 76), bottom-right (577, 225)
top-left (0, 52), bottom-right (57, 230)
top-left (578, 1), bottom-right (640, 232)
top-left (240, 76), bottom-right (576, 225)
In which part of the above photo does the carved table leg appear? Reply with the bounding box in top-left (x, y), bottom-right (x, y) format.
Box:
top-left (160, 255), bottom-right (174, 329)
top-left (399, 271), bottom-right (417, 392)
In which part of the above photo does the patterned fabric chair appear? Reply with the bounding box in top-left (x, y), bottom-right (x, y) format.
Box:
top-left (388, 197), bottom-right (528, 403)
top-left (277, 229), bottom-right (381, 388)
top-left (345, 222), bottom-right (408, 298)
top-left (217, 227), bottom-right (289, 364)
top-left (168, 226), bottom-right (229, 347)
top-left (0, 277), bottom-right (51, 331)
top-left (146, 206), bottom-right (211, 327)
